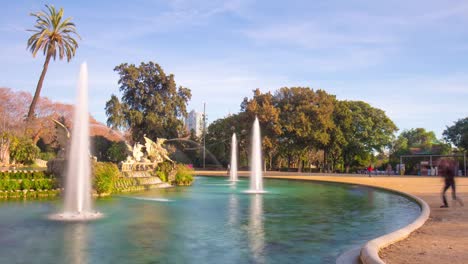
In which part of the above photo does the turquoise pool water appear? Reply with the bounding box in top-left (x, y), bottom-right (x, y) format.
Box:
top-left (0, 176), bottom-right (420, 263)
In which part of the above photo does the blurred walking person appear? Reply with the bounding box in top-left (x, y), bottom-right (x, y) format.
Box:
top-left (439, 158), bottom-right (464, 208)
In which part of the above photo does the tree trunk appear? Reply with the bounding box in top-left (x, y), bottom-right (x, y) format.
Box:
top-left (323, 149), bottom-right (328, 173)
top-left (345, 165), bottom-right (350, 173)
top-left (27, 54), bottom-right (52, 120)
top-left (0, 139), bottom-right (10, 165)
top-left (297, 157), bottom-right (302, 172)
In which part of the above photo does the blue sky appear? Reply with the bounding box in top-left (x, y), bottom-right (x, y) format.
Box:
top-left (1, 0), bottom-right (468, 138)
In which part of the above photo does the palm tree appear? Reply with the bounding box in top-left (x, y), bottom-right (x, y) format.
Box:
top-left (26, 5), bottom-right (80, 120)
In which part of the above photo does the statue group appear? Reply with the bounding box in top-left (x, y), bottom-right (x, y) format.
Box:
top-left (48, 119), bottom-right (173, 178)
top-left (121, 136), bottom-right (173, 173)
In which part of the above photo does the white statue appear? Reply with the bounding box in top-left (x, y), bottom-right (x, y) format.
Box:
top-left (132, 143), bottom-right (144, 162)
top-left (144, 136), bottom-right (173, 164)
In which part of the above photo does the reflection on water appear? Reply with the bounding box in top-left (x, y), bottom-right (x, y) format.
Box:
top-left (249, 194), bottom-right (265, 263)
top-left (64, 223), bottom-right (88, 264)
top-left (228, 194), bottom-right (239, 227)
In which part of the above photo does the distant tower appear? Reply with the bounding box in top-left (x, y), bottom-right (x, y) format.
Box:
top-left (186, 110), bottom-right (204, 137)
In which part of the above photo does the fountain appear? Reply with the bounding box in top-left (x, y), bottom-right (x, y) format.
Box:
top-left (49, 63), bottom-right (103, 221)
top-left (229, 133), bottom-right (238, 182)
top-left (246, 117), bottom-right (266, 193)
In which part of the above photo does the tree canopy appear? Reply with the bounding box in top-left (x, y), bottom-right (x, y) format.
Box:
top-left (27, 5), bottom-right (80, 119)
top-left (105, 61), bottom-right (192, 142)
top-left (333, 100), bottom-right (397, 172)
top-left (206, 87), bottom-right (397, 172)
top-left (443, 117), bottom-right (468, 151)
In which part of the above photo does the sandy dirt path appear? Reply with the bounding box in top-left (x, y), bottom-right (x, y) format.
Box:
top-left (197, 171), bottom-right (468, 264)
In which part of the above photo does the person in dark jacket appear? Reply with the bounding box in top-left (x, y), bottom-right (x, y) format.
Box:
top-left (440, 158), bottom-right (464, 208)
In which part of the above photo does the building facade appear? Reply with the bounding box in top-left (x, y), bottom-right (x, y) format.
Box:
top-left (186, 110), bottom-right (204, 137)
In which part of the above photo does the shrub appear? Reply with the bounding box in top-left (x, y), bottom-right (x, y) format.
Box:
top-left (38, 152), bottom-right (56, 161)
top-left (21, 179), bottom-right (32, 190)
top-left (10, 137), bottom-right (40, 165)
top-left (33, 171), bottom-right (45, 179)
top-left (156, 171), bottom-right (167, 182)
top-left (31, 180), bottom-right (41, 190)
top-left (5, 181), bottom-right (20, 191)
top-left (155, 161), bottom-right (173, 182)
top-left (174, 164), bottom-right (194, 186)
top-left (93, 162), bottom-right (120, 194)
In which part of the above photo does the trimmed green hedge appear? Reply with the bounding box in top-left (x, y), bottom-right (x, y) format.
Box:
top-left (0, 171), bottom-right (50, 180)
top-left (0, 179), bottom-right (57, 191)
top-left (0, 189), bottom-right (60, 199)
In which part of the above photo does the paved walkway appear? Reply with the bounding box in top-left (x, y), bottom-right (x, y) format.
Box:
top-left (197, 171), bottom-right (468, 264)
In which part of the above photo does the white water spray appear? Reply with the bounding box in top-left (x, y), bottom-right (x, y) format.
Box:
top-left (229, 133), bottom-right (238, 182)
top-left (49, 63), bottom-right (102, 221)
top-left (247, 117), bottom-right (265, 193)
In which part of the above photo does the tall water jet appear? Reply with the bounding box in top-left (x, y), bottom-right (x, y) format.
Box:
top-left (49, 63), bottom-right (102, 221)
top-left (229, 133), bottom-right (238, 182)
top-left (246, 117), bottom-right (265, 193)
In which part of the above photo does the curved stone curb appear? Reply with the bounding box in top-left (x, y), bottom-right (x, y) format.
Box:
top-left (359, 190), bottom-right (430, 264)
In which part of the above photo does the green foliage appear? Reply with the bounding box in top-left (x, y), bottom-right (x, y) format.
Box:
top-left (91, 136), bottom-right (113, 161)
top-left (156, 171), bottom-right (167, 182)
top-left (21, 179), bottom-right (32, 190)
top-left (443, 117), bottom-right (468, 151)
top-left (107, 141), bottom-right (128, 163)
top-left (389, 128), bottom-right (451, 174)
top-left (174, 164), bottom-right (194, 186)
top-left (0, 171), bottom-right (47, 180)
top-left (93, 162), bottom-right (120, 194)
top-left (206, 113), bottom-right (247, 167)
top-left (10, 137), bottom-right (40, 164)
top-left (27, 4), bottom-right (80, 118)
top-left (4, 181), bottom-right (20, 191)
top-left (206, 87), bottom-right (398, 172)
top-left (0, 178), bottom-right (55, 191)
top-left (105, 61), bottom-right (192, 142)
top-left (155, 161), bottom-right (174, 182)
top-left (331, 100), bottom-right (398, 172)
top-left (38, 152), bottom-right (56, 161)
top-left (242, 89), bottom-right (282, 170)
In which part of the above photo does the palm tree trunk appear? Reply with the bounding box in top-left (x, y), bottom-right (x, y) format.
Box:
top-left (27, 54), bottom-right (51, 120)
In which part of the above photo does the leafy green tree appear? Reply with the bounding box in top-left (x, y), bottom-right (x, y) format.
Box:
top-left (241, 89), bottom-right (282, 170)
top-left (332, 101), bottom-right (397, 172)
top-left (274, 87), bottom-right (335, 171)
top-left (90, 136), bottom-right (113, 161)
top-left (443, 117), bottom-right (468, 151)
top-left (389, 128), bottom-right (450, 174)
top-left (107, 141), bottom-right (129, 163)
top-left (206, 113), bottom-right (247, 166)
top-left (105, 62), bottom-right (192, 142)
top-left (400, 128), bottom-right (438, 152)
top-left (27, 5), bottom-right (80, 119)
top-left (105, 95), bottom-right (128, 130)
top-left (10, 137), bottom-right (40, 164)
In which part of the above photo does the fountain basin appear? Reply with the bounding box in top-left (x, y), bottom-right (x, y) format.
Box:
top-left (0, 177), bottom-right (420, 263)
